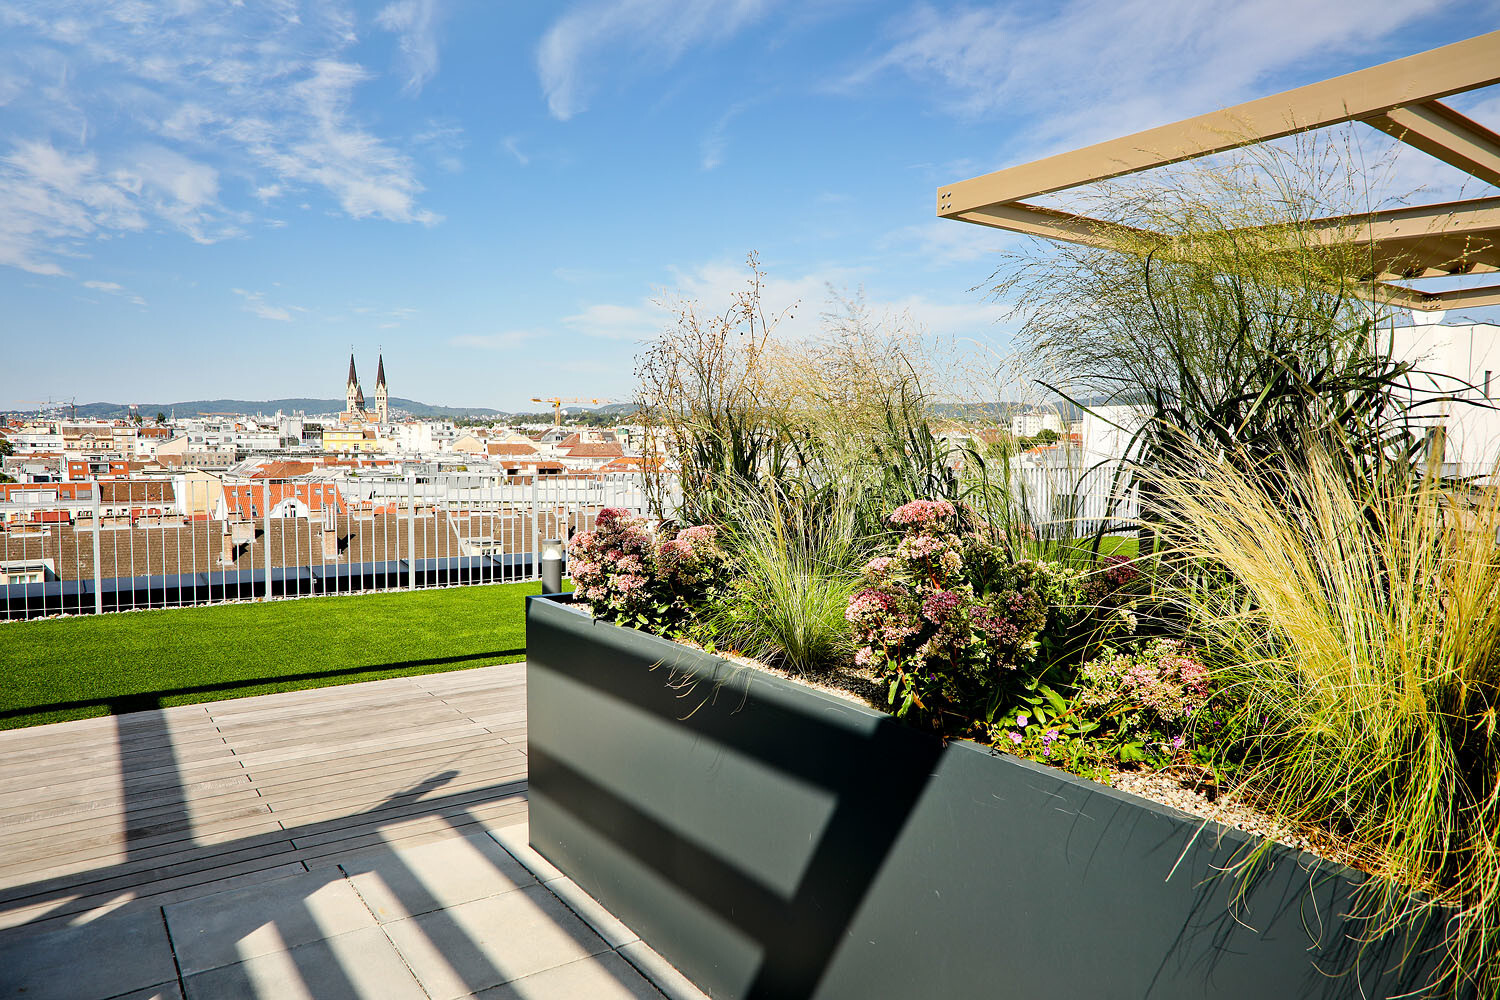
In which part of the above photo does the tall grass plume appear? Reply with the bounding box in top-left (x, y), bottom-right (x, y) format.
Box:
top-left (1153, 443), bottom-right (1500, 996)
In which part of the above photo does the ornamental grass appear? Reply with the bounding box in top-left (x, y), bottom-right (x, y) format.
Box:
top-left (688, 480), bottom-right (872, 675)
top-left (1151, 442), bottom-right (1500, 997)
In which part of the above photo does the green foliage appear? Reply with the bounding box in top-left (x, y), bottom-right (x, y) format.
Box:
top-left (0, 582), bottom-right (546, 730)
top-left (996, 143), bottom-right (1442, 543)
top-left (1153, 440), bottom-right (1500, 998)
top-left (846, 498), bottom-right (1136, 735)
top-left (690, 480), bottom-right (872, 674)
top-left (567, 508), bottom-right (733, 637)
top-left (866, 402), bottom-right (964, 527)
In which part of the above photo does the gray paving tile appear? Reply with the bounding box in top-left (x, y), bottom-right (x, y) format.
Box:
top-left (476, 952), bottom-right (663, 999)
top-left (488, 824), bottom-right (564, 881)
top-left (164, 868), bottom-right (376, 975)
top-left (181, 925), bottom-right (426, 1000)
top-left (618, 942), bottom-right (711, 1000)
top-left (543, 875), bottom-right (639, 948)
top-left (0, 907), bottom-right (177, 1000)
top-left (341, 830), bottom-right (534, 921)
top-left (383, 883), bottom-right (609, 1000)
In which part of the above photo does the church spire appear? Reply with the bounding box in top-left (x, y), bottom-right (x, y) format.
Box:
top-left (376, 353), bottom-right (386, 388)
top-left (347, 352), bottom-right (358, 387)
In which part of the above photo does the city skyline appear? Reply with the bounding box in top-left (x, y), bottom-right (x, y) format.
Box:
top-left (3, 1), bottom-right (1498, 411)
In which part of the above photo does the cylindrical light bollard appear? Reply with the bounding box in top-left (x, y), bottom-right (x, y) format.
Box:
top-left (540, 538), bottom-right (564, 594)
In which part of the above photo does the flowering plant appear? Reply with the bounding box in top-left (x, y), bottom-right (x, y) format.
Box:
top-left (1072, 638), bottom-right (1218, 764)
top-left (568, 509), bottom-right (732, 634)
top-left (846, 499), bottom-right (1084, 731)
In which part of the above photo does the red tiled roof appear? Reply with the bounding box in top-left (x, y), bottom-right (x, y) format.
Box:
top-left (251, 461), bottom-right (317, 479)
top-left (486, 442), bottom-right (538, 456)
top-left (599, 456), bottom-right (664, 472)
top-left (222, 482), bottom-right (346, 520)
top-left (564, 442), bottom-right (624, 459)
top-left (98, 481), bottom-right (175, 504)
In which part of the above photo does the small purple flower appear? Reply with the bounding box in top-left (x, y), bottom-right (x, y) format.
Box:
top-left (1007, 731), bottom-right (1023, 746)
top-left (1015, 713), bottom-right (1029, 728)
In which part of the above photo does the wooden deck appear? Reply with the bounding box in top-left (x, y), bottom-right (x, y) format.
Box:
top-left (0, 663), bottom-right (530, 936)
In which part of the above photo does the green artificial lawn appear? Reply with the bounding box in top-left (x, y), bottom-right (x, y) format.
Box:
top-left (1044, 534), bottom-right (1140, 560)
top-left (0, 581), bottom-right (563, 730)
top-left (1094, 535), bottom-right (1140, 558)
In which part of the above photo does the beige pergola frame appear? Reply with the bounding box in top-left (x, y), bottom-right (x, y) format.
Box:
top-left (936, 30), bottom-right (1500, 311)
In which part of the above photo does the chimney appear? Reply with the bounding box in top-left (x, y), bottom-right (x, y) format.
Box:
top-left (322, 505), bottom-right (338, 560)
top-left (220, 522), bottom-right (235, 566)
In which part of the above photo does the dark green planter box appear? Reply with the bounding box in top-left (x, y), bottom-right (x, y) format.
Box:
top-left (526, 594), bottom-right (1459, 999)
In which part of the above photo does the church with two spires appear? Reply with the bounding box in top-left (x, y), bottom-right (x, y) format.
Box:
top-left (343, 353), bottom-right (389, 424)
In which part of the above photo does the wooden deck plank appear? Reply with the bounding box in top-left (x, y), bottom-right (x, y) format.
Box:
top-left (0, 662), bottom-right (530, 944)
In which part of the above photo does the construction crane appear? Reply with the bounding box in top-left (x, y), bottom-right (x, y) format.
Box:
top-left (15, 398), bottom-right (74, 419)
top-left (529, 396), bottom-right (613, 427)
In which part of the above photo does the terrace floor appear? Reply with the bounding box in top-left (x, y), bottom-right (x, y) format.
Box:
top-left (0, 664), bottom-right (706, 1000)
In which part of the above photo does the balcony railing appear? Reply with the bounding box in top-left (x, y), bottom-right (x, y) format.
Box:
top-left (0, 472), bottom-right (661, 621)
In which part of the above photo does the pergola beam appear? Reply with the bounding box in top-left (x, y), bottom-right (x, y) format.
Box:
top-left (938, 31), bottom-right (1500, 218)
top-left (1377, 281), bottom-right (1500, 311)
top-left (1366, 101), bottom-right (1500, 190)
top-left (947, 202), bottom-right (1153, 247)
top-left (938, 32), bottom-right (1500, 312)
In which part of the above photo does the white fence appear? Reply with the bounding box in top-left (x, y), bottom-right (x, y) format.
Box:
top-left (0, 473), bottom-right (654, 621)
top-left (1007, 463), bottom-right (1140, 539)
top-left (0, 462), bottom-right (1138, 621)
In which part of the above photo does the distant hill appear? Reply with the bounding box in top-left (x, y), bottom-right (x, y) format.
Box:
top-left (5, 398), bottom-right (650, 422)
top-left (928, 399), bottom-right (1101, 422)
top-left (32, 398), bottom-right (509, 420)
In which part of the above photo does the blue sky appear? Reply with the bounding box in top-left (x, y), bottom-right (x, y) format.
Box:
top-left (1, 1), bottom-right (1497, 411)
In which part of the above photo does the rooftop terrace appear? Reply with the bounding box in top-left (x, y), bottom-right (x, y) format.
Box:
top-left (0, 664), bottom-right (705, 1000)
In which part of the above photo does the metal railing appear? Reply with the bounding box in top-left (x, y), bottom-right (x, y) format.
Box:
top-left (1008, 462), bottom-right (1139, 539)
top-left (0, 472), bottom-right (655, 621)
top-left (0, 462), bottom-right (1139, 620)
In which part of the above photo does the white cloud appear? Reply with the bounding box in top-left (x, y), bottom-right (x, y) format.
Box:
top-left (124, 144), bottom-right (234, 243)
top-left (413, 119), bottom-right (464, 173)
top-left (0, 140), bottom-right (145, 274)
top-left (503, 136), bottom-right (529, 167)
top-left (538, 0), bottom-right (775, 120)
top-left (562, 257), bottom-right (1006, 348)
top-left (881, 220), bottom-right (1019, 266)
top-left (562, 302), bottom-right (666, 341)
top-left (83, 278), bottom-right (147, 306)
top-left (232, 288), bottom-right (294, 322)
top-left (701, 102), bottom-right (752, 171)
top-left (263, 59), bottom-right (439, 224)
top-left (0, 1), bottom-right (438, 274)
top-left (377, 0), bottom-right (444, 96)
top-left (843, 0), bottom-right (1449, 155)
top-left (885, 294), bottom-right (1007, 338)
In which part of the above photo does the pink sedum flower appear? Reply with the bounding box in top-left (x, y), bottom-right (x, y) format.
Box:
top-left (889, 499), bottom-right (956, 527)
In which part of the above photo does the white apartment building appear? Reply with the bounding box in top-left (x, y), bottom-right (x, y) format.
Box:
top-left (1064, 321), bottom-right (1500, 477)
top-left (1010, 408), bottom-right (1065, 438)
top-left (1389, 320), bottom-right (1500, 477)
